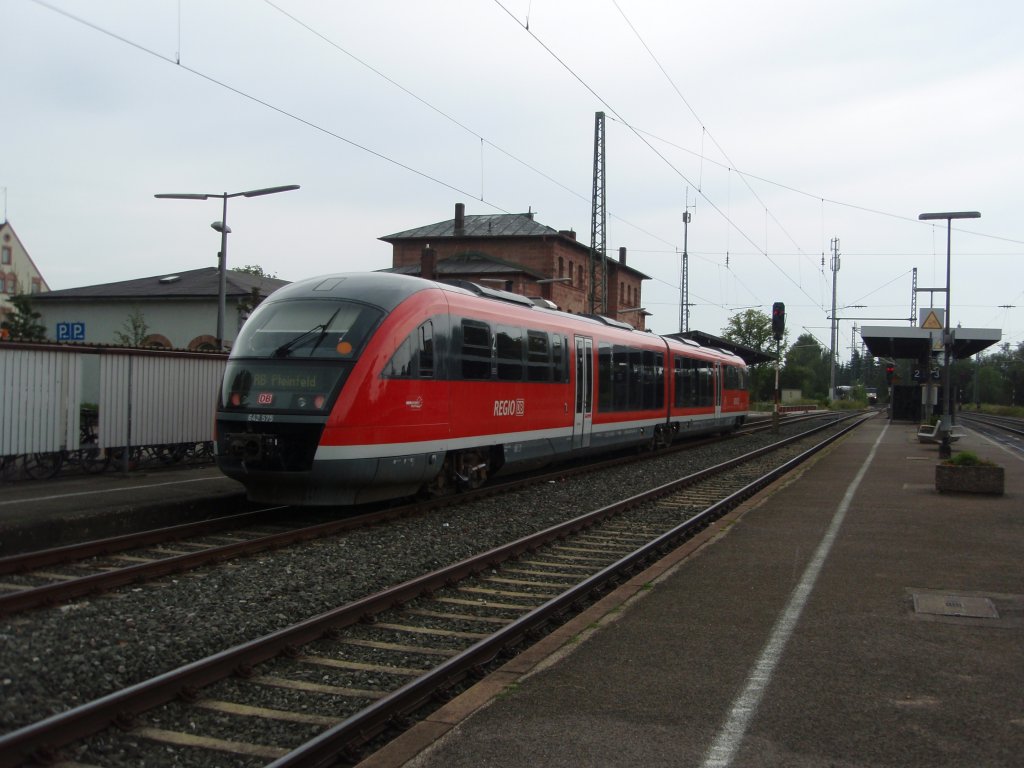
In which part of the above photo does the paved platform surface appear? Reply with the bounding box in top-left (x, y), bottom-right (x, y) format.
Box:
top-left (363, 416), bottom-right (1023, 768)
top-left (0, 463), bottom-right (247, 556)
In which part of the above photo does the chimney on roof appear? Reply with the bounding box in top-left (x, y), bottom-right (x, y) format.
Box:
top-left (558, 229), bottom-right (577, 241)
top-left (619, 246), bottom-right (627, 266)
top-left (454, 202), bottom-right (465, 236)
top-left (421, 245), bottom-right (437, 281)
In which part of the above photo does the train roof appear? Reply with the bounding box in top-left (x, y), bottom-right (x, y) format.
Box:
top-left (266, 272), bottom-right (745, 365)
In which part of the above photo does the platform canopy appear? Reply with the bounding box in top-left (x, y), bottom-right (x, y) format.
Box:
top-left (860, 326), bottom-right (1001, 360)
top-left (668, 330), bottom-right (776, 365)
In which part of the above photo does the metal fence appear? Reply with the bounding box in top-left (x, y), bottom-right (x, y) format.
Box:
top-left (1, 342), bottom-right (226, 460)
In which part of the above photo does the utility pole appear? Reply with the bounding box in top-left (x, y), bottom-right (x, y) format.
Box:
top-left (910, 267), bottom-right (918, 326)
top-left (589, 112), bottom-right (607, 314)
top-left (829, 237), bottom-right (840, 401)
top-left (679, 194), bottom-right (695, 333)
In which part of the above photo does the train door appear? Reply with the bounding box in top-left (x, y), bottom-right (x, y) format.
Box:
top-left (715, 362), bottom-right (723, 417)
top-left (573, 335), bottom-right (594, 449)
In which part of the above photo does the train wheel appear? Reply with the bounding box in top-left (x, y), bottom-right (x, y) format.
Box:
top-left (421, 456), bottom-right (455, 498)
top-left (453, 449), bottom-right (489, 491)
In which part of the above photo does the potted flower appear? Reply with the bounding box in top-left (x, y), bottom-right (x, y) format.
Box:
top-left (935, 451), bottom-right (1004, 495)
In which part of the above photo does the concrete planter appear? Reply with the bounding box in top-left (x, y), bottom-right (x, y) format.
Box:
top-left (935, 463), bottom-right (1004, 495)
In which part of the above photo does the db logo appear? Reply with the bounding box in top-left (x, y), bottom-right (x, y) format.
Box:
top-left (257, 392), bottom-right (274, 405)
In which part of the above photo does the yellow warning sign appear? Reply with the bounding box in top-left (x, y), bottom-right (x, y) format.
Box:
top-left (921, 310), bottom-right (943, 330)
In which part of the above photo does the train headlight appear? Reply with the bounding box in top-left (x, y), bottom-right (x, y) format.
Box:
top-left (314, 394), bottom-right (326, 409)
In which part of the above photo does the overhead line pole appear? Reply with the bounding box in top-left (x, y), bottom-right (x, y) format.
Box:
top-left (590, 112), bottom-right (607, 314)
top-left (829, 238), bottom-right (840, 401)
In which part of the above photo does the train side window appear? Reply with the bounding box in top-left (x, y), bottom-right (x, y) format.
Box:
top-left (527, 330), bottom-right (551, 382)
top-left (496, 325), bottom-right (524, 381)
top-left (654, 352), bottom-right (665, 409)
top-left (460, 319), bottom-right (492, 380)
top-left (699, 363), bottom-right (713, 406)
top-left (552, 335), bottom-right (567, 382)
top-left (612, 345), bottom-right (629, 411)
top-left (418, 322), bottom-right (434, 377)
top-left (597, 343), bottom-right (613, 410)
top-left (674, 356), bottom-right (698, 408)
top-left (725, 365), bottom-right (742, 390)
top-left (383, 320), bottom-right (434, 379)
top-left (628, 349), bottom-right (644, 410)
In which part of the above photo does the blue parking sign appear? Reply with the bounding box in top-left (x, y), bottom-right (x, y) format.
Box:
top-left (57, 322), bottom-right (85, 341)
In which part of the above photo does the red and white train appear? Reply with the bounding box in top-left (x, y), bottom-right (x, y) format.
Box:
top-left (216, 272), bottom-right (749, 505)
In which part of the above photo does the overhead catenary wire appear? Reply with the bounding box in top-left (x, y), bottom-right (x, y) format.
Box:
top-left (25, 0), bottom-right (1022, 345)
top-left (491, 0), bottom-right (828, 316)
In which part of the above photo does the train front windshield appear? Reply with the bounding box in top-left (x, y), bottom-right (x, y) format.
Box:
top-left (221, 298), bottom-right (383, 414)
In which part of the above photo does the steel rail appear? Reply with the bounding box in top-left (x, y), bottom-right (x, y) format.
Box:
top-left (0, 412), bottom-right (863, 767)
top-left (0, 507), bottom-right (273, 575)
top-left (957, 412), bottom-right (1024, 437)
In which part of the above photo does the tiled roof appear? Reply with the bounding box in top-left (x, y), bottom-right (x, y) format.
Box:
top-left (32, 267), bottom-right (289, 302)
top-left (381, 212), bottom-right (566, 241)
top-left (383, 252), bottom-right (548, 279)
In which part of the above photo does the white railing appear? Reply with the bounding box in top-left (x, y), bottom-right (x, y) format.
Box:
top-left (0, 342), bottom-right (227, 457)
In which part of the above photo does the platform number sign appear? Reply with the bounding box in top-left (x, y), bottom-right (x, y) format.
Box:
top-left (56, 322), bottom-right (86, 341)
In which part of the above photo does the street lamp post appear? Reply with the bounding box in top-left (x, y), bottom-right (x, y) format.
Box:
top-left (917, 210), bottom-right (980, 459)
top-left (155, 184), bottom-right (300, 349)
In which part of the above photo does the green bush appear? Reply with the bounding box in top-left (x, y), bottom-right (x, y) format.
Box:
top-left (947, 451), bottom-right (995, 467)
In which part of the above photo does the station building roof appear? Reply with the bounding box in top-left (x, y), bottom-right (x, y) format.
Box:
top-left (860, 325), bottom-right (1001, 360)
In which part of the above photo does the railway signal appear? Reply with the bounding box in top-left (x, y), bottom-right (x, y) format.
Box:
top-left (771, 302), bottom-right (785, 340)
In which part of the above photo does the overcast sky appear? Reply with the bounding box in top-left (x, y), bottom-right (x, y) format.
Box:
top-left (4, 0), bottom-right (1022, 360)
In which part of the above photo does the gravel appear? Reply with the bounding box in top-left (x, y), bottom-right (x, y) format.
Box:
top-left (0, 418), bottom-right (841, 750)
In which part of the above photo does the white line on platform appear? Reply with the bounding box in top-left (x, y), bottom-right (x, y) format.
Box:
top-left (701, 423), bottom-right (889, 768)
top-left (0, 475), bottom-right (233, 507)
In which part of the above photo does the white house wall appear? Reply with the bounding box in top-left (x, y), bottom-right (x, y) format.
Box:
top-left (35, 298), bottom-right (242, 348)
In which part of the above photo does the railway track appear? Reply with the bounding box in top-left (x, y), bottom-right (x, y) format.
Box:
top-left (0, 412), bottom-right (829, 619)
top-left (0, 411), bottom-right (868, 767)
top-left (957, 411), bottom-right (1024, 438)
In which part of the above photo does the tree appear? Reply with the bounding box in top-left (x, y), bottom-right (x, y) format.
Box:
top-left (114, 307), bottom-right (150, 347)
top-left (721, 308), bottom-right (781, 352)
top-left (781, 333), bottom-right (830, 400)
top-left (1, 293), bottom-right (46, 341)
top-left (721, 309), bottom-right (784, 402)
top-left (235, 264), bottom-right (277, 279)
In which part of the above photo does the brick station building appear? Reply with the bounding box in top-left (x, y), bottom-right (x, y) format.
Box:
top-left (381, 203), bottom-right (650, 330)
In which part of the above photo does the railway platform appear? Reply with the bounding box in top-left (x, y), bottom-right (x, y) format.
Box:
top-left (0, 463), bottom-right (247, 556)
top-left (366, 414), bottom-right (1024, 768)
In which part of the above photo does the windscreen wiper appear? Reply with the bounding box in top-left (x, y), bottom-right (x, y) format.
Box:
top-left (272, 308), bottom-right (342, 358)
top-left (272, 324), bottom-right (326, 357)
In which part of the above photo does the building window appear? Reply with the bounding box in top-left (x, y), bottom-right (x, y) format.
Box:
top-left (558, 257), bottom-right (564, 279)
top-left (568, 261), bottom-right (574, 285)
top-left (1, 246), bottom-right (11, 265)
